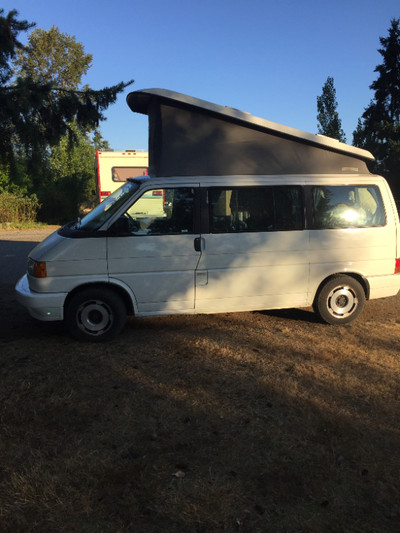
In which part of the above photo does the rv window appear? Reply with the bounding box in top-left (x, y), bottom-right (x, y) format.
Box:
top-left (112, 167), bottom-right (148, 182)
top-left (312, 185), bottom-right (386, 228)
top-left (208, 186), bottom-right (303, 233)
top-left (125, 187), bottom-right (195, 235)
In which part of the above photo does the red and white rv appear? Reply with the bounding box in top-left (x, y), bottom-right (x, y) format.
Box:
top-left (95, 149), bottom-right (148, 203)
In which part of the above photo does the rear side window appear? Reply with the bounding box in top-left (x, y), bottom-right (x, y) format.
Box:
top-left (312, 185), bottom-right (386, 228)
top-left (208, 186), bottom-right (303, 233)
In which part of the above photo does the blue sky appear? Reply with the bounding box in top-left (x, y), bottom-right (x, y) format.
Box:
top-left (3, 0), bottom-right (399, 149)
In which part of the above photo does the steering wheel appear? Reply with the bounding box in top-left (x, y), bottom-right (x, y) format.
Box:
top-left (123, 212), bottom-right (140, 232)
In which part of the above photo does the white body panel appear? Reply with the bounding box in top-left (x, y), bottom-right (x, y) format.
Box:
top-left (308, 226), bottom-right (397, 293)
top-left (195, 231), bottom-right (309, 312)
top-left (108, 234), bottom-right (201, 313)
top-left (28, 232), bottom-right (108, 294)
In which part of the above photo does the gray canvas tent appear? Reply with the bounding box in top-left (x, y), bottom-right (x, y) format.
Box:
top-left (126, 88), bottom-right (375, 177)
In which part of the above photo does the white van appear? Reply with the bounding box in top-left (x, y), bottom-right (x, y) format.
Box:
top-left (15, 173), bottom-right (400, 341)
top-left (15, 90), bottom-right (400, 341)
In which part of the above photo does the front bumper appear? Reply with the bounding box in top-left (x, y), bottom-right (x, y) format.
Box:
top-left (15, 274), bottom-right (66, 322)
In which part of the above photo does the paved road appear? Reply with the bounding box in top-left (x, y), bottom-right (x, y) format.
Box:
top-left (0, 229), bottom-right (57, 286)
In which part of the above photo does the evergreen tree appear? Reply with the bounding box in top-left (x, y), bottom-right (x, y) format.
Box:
top-left (0, 8), bottom-right (34, 85)
top-left (353, 19), bottom-right (400, 197)
top-left (317, 77), bottom-right (346, 142)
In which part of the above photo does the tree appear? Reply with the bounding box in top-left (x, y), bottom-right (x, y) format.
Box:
top-left (0, 8), bottom-right (34, 85)
top-left (14, 26), bottom-right (92, 89)
top-left (40, 127), bottom-right (110, 223)
top-left (0, 9), bottom-right (133, 179)
top-left (39, 124), bottom-right (98, 222)
top-left (353, 19), bottom-right (400, 197)
top-left (11, 23), bottom-right (98, 198)
top-left (317, 77), bottom-right (346, 142)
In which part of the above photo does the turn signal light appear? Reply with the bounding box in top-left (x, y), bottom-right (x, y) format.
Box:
top-left (395, 259), bottom-right (400, 274)
top-left (33, 261), bottom-right (47, 278)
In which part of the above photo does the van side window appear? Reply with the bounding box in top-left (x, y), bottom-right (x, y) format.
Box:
top-left (312, 185), bottom-right (386, 229)
top-left (125, 187), bottom-right (195, 235)
top-left (208, 186), bottom-right (303, 233)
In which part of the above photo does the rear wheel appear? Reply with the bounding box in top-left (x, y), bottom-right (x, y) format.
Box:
top-left (65, 287), bottom-right (127, 342)
top-left (314, 276), bottom-right (365, 325)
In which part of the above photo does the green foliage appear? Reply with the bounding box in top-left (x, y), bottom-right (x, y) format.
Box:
top-left (317, 77), bottom-right (346, 142)
top-left (39, 124), bottom-right (99, 223)
top-left (353, 19), bottom-right (400, 198)
top-left (0, 8), bottom-right (34, 85)
top-left (0, 160), bottom-right (31, 195)
top-left (38, 176), bottom-right (88, 224)
top-left (14, 26), bottom-right (92, 89)
top-left (0, 190), bottom-right (41, 224)
top-left (0, 74), bottom-right (131, 170)
top-left (0, 163), bottom-right (11, 191)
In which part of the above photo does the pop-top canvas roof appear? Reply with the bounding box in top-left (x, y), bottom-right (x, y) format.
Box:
top-left (126, 88), bottom-right (375, 177)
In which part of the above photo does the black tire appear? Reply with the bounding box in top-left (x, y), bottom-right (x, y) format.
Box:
top-left (65, 287), bottom-right (127, 342)
top-left (314, 275), bottom-right (365, 325)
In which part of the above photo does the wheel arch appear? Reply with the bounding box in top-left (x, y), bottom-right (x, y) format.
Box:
top-left (314, 272), bottom-right (370, 303)
top-left (64, 281), bottom-right (136, 316)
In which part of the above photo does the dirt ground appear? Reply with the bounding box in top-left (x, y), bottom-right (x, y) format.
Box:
top-left (0, 226), bottom-right (60, 241)
top-left (1, 228), bottom-right (400, 532)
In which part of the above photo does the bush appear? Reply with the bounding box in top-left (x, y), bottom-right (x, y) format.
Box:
top-left (0, 191), bottom-right (41, 224)
top-left (37, 173), bottom-right (95, 224)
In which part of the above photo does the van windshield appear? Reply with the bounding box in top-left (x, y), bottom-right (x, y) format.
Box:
top-left (77, 180), bottom-right (140, 232)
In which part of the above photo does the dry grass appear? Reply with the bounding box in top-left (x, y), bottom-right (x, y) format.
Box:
top-left (1, 286), bottom-right (400, 532)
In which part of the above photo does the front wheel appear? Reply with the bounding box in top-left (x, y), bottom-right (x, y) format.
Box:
top-left (314, 276), bottom-right (365, 325)
top-left (65, 287), bottom-right (127, 342)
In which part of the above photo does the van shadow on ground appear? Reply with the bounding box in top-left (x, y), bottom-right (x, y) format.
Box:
top-left (0, 239), bottom-right (40, 286)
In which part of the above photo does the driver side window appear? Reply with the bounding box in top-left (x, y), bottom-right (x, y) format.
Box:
top-left (124, 187), bottom-right (195, 235)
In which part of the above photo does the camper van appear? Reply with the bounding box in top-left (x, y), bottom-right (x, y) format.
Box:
top-left (15, 89), bottom-right (400, 341)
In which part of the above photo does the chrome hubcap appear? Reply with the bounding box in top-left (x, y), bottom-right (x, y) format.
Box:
top-left (327, 285), bottom-right (358, 319)
top-left (77, 300), bottom-right (113, 335)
